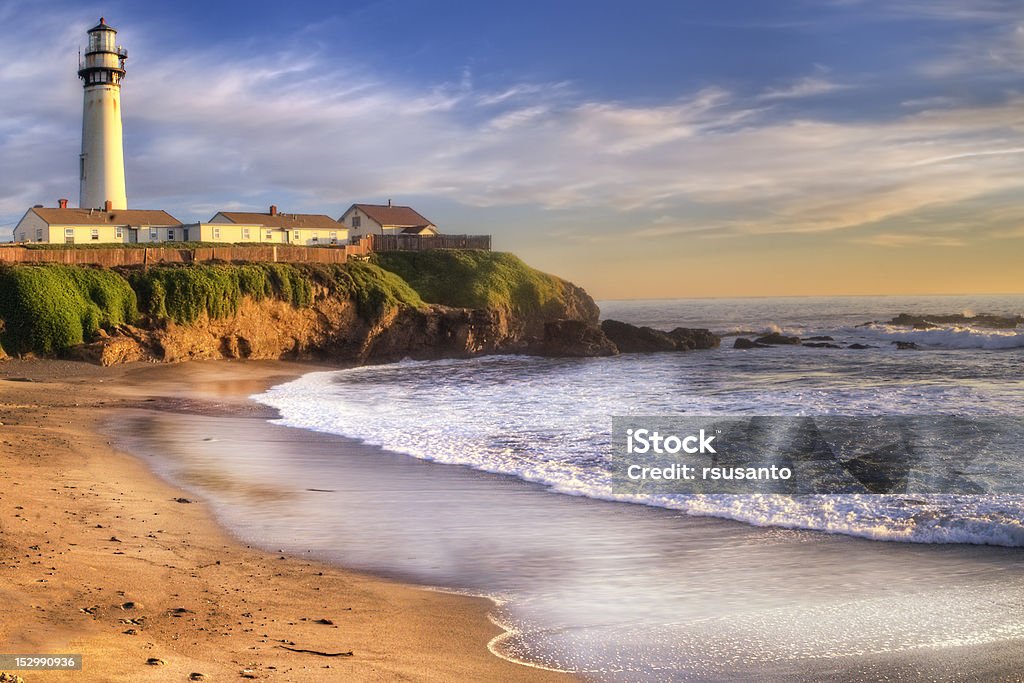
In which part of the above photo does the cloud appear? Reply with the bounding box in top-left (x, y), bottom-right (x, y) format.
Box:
top-left (852, 233), bottom-right (965, 248)
top-left (757, 76), bottom-right (849, 101)
top-left (3, 0), bottom-right (1024, 251)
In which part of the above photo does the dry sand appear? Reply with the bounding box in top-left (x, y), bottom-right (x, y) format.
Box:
top-left (0, 358), bottom-right (572, 682)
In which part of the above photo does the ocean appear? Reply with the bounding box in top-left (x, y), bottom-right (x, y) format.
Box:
top-left (256, 294), bottom-right (1024, 547)
top-left (123, 295), bottom-right (1024, 680)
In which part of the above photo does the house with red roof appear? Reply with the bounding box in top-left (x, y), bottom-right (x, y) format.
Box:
top-left (339, 201), bottom-right (438, 243)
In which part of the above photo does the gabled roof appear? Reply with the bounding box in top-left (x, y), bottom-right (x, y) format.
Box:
top-left (214, 211), bottom-right (343, 230)
top-left (31, 207), bottom-right (179, 226)
top-left (347, 203), bottom-right (434, 228)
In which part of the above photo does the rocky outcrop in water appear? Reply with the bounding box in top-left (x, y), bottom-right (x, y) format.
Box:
top-left (864, 313), bottom-right (1024, 330)
top-left (530, 320), bottom-right (619, 358)
top-left (600, 320), bottom-right (720, 353)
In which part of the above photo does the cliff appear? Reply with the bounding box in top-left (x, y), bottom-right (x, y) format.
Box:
top-left (0, 254), bottom-right (607, 366)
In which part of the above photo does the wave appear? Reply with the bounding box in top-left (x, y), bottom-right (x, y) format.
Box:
top-left (254, 361), bottom-right (1024, 548)
top-left (860, 324), bottom-right (1024, 349)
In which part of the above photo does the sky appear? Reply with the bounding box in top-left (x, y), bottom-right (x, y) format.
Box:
top-left (1, 0), bottom-right (1023, 298)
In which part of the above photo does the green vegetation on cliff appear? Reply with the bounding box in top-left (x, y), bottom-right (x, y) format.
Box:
top-left (374, 251), bottom-right (570, 321)
top-left (320, 261), bottom-right (424, 321)
top-left (0, 261), bottom-right (425, 355)
top-left (129, 263), bottom-right (314, 324)
top-left (0, 264), bottom-right (138, 355)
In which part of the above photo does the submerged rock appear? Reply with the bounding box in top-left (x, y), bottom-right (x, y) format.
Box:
top-left (892, 341), bottom-right (921, 350)
top-left (754, 333), bottom-right (801, 345)
top-left (887, 312), bottom-right (1023, 330)
top-left (734, 338), bottom-right (770, 349)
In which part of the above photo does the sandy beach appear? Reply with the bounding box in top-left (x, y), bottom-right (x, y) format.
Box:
top-left (0, 358), bottom-right (570, 682)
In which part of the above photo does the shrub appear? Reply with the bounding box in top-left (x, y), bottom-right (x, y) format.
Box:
top-left (0, 264), bottom-right (138, 354)
top-left (128, 263), bottom-right (309, 324)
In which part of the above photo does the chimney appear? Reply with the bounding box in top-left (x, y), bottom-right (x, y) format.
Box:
top-left (270, 204), bottom-right (278, 216)
top-left (387, 198), bottom-right (392, 208)
top-left (104, 200), bottom-right (113, 212)
top-left (58, 198), bottom-right (68, 209)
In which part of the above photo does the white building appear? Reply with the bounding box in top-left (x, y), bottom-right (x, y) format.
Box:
top-left (78, 17), bottom-right (128, 211)
top-left (340, 201), bottom-right (437, 242)
top-left (13, 203), bottom-right (180, 244)
top-left (210, 205), bottom-right (348, 245)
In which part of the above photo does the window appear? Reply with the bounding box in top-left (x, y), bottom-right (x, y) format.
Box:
top-left (35, 228), bottom-right (42, 241)
top-left (80, 154), bottom-right (86, 181)
top-left (91, 228), bottom-right (100, 241)
top-left (352, 215), bottom-right (361, 228)
top-left (115, 226), bottom-right (123, 239)
top-left (266, 230), bottom-right (273, 241)
top-left (243, 227), bottom-right (251, 240)
top-left (149, 228), bottom-right (158, 241)
top-left (311, 232), bottom-right (319, 243)
top-left (167, 228), bottom-right (176, 241)
top-left (330, 231), bottom-right (337, 245)
top-left (213, 227), bottom-right (221, 240)
top-left (65, 228), bottom-right (74, 244)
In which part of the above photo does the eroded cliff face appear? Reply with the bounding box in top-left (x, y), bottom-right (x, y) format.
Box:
top-left (74, 281), bottom-right (604, 367)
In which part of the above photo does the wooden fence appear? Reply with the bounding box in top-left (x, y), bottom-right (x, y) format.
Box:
top-left (0, 232), bottom-right (490, 267)
top-left (0, 243), bottom-right (369, 267)
top-left (364, 233), bottom-right (491, 252)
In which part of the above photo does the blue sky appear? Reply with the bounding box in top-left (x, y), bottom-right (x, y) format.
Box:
top-left (1, 0), bottom-right (1023, 296)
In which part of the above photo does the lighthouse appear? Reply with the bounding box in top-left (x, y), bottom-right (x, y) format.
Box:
top-left (78, 17), bottom-right (128, 210)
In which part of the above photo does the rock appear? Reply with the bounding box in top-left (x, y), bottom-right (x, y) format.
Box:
top-left (0, 673), bottom-right (26, 683)
top-left (600, 320), bottom-right (677, 352)
top-left (806, 335), bottom-right (834, 341)
top-left (734, 338), bottom-right (769, 349)
top-left (145, 658), bottom-right (166, 666)
top-left (189, 674), bottom-right (206, 681)
top-left (174, 497), bottom-right (192, 504)
top-left (887, 312), bottom-right (1023, 330)
top-left (531, 320), bottom-right (618, 357)
top-left (314, 618), bottom-right (334, 625)
top-left (667, 327), bottom-right (720, 350)
top-left (804, 342), bottom-right (841, 348)
top-left (754, 333), bottom-right (801, 345)
top-left (892, 341), bottom-right (920, 350)
top-left (601, 320), bottom-right (721, 353)
top-left (70, 334), bottom-right (147, 366)
top-left (847, 343), bottom-right (876, 350)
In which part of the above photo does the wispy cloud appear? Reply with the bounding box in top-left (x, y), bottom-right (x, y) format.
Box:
top-left (852, 233), bottom-right (965, 248)
top-left (757, 76), bottom-right (849, 101)
top-left (2, 0), bottom-right (1024, 254)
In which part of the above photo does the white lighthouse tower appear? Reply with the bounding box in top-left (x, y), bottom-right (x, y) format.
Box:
top-left (78, 17), bottom-right (128, 210)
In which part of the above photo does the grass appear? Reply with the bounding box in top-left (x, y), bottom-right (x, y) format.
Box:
top-left (0, 264), bottom-right (138, 355)
top-left (128, 261), bottom-right (422, 325)
top-left (128, 263), bottom-right (313, 324)
top-left (374, 250), bottom-right (567, 319)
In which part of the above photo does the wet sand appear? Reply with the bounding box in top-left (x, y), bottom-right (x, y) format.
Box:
top-left (0, 359), bottom-right (571, 682)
